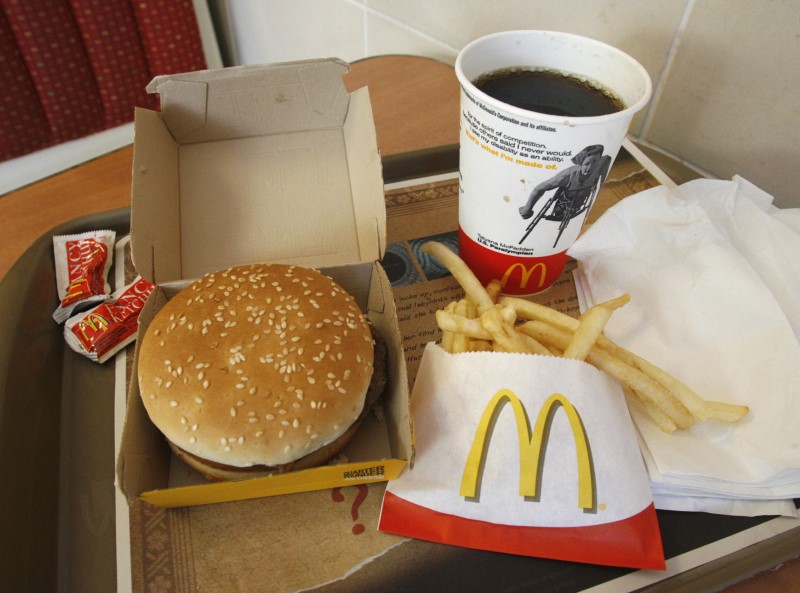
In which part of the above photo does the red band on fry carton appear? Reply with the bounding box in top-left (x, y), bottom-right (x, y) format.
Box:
top-left (52, 230), bottom-right (116, 323)
top-left (64, 276), bottom-right (155, 364)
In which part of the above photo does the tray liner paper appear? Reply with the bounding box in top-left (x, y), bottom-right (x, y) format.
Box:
top-left (379, 343), bottom-right (665, 570)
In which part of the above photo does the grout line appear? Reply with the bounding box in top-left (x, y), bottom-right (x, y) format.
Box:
top-left (639, 0), bottom-right (697, 137)
top-left (632, 136), bottom-right (718, 180)
top-left (358, 1), bottom-right (461, 57)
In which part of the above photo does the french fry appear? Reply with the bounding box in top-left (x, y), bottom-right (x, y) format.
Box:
top-left (468, 340), bottom-right (493, 352)
top-left (622, 386), bottom-right (678, 433)
top-left (499, 295), bottom-right (573, 331)
top-left (518, 320), bottom-right (695, 429)
top-left (503, 294), bottom-right (716, 423)
top-left (421, 242), bottom-right (495, 313)
top-left (486, 279), bottom-right (503, 304)
top-left (440, 301), bottom-right (457, 353)
top-left (563, 294), bottom-right (630, 360)
top-left (704, 400), bottom-right (750, 423)
top-left (421, 241), bottom-right (748, 432)
top-left (435, 309), bottom-right (492, 341)
top-left (598, 340), bottom-right (713, 422)
top-left (451, 299), bottom-right (475, 354)
top-left (481, 306), bottom-right (550, 355)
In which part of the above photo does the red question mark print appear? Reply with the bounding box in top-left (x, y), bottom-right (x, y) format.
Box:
top-left (331, 484), bottom-right (369, 535)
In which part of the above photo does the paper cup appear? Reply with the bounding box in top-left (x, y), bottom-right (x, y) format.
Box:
top-left (455, 30), bottom-right (652, 295)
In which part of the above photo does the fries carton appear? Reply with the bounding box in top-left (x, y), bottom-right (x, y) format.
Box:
top-left (379, 343), bottom-right (665, 570)
top-left (116, 60), bottom-right (412, 508)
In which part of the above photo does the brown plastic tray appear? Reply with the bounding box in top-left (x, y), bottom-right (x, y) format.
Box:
top-left (1, 146), bottom-right (797, 593)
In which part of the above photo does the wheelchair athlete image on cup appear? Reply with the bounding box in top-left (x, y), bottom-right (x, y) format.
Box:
top-left (518, 144), bottom-right (611, 248)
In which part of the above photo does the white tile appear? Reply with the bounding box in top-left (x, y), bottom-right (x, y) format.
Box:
top-left (643, 0), bottom-right (800, 207)
top-left (365, 12), bottom-right (458, 63)
top-left (227, 0), bottom-right (366, 65)
top-left (367, 0), bottom-right (684, 78)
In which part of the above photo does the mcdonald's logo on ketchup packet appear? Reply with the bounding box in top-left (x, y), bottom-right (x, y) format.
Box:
top-left (379, 343), bottom-right (665, 570)
top-left (64, 276), bottom-right (155, 364)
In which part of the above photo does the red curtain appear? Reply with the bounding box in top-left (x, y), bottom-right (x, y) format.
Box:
top-left (0, 0), bottom-right (208, 162)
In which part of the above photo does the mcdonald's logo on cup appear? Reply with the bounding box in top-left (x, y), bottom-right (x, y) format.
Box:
top-left (458, 230), bottom-right (569, 295)
top-left (460, 389), bottom-right (594, 509)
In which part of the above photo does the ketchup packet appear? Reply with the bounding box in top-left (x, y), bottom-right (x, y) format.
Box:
top-left (64, 276), bottom-right (155, 364)
top-left (53, 230), bottom-right (116, 323)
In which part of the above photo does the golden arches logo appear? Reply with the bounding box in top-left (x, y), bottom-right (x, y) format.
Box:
top-left (459, 389), bottom-right (594, 509)
top-left (501, 262), bottom-right (548, 290)
top-left (76, 312), bottom-right (110, 337)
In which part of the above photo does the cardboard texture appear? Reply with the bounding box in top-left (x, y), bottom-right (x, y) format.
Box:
top-left (117, 59), bottom-right (410, 507)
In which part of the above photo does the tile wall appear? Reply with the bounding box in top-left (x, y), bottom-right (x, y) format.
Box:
top-left (211, 0), bottom-right (799, 208)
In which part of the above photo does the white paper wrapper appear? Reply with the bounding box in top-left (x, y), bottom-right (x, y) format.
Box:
top-left (380, 343), bottom-right (665, 569)
top-left (568, 176), bottom-right (800, 515)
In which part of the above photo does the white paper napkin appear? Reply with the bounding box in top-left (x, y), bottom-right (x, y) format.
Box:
top-left (568, 176), bottom-right (800, 516)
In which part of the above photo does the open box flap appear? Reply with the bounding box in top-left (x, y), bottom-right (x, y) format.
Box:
top-left (146, 59), bottom-right (352, 144)
top-left (131, 59), bottom-right (385, 285)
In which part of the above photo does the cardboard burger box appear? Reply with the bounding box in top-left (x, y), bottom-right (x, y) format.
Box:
top-left (116, 59), bottom-right (413, 508)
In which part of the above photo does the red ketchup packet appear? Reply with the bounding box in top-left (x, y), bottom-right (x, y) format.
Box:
top-left (64, 276), bottom-right (155, 364)
top-left (52, 230), bottom-right (116, 323)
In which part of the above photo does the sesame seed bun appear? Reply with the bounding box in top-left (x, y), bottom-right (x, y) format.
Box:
top-left (137, 263), bottom-right (382, 480)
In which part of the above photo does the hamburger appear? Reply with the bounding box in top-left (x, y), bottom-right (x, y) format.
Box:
top-left (137, 263), bottom-right (387, 481)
